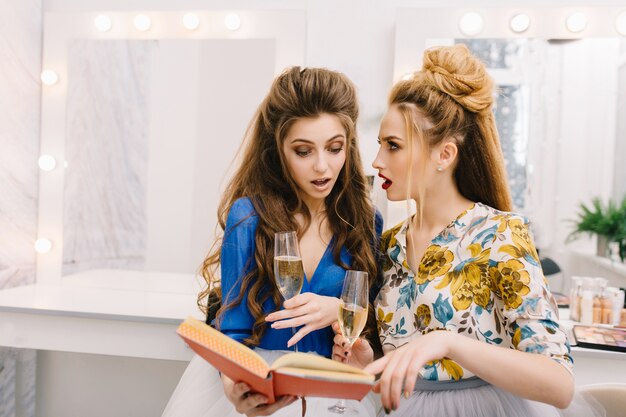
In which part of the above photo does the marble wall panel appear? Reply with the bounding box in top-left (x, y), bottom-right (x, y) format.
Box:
top-left (0, 1), bottom-right (41, 288)
top-left (63, 40), bottom-right (154, 276)
top-left (0, 0), bottom-right (42, 416)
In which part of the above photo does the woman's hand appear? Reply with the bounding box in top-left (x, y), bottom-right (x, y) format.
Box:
top-left (221, 374), bottom-right (297, 416)
top-left (363, 331), bottom-right (455, 412)
top-left (331, 322), bottom-right (374, 369)
top-left (265, 292), bottom-right (341, 347)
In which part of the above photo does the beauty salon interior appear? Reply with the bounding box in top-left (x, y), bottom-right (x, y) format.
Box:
top-left (1, 0), bottom-right (626, 416)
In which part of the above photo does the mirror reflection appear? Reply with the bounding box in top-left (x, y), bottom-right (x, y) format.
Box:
top-left (62, 39), bottom-right (275, 276)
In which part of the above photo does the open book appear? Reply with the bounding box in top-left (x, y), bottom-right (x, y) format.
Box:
top-left (176, 317), bottom-right (375, 403)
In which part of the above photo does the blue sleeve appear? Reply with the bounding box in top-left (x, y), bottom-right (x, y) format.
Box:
top-left (374, 209), bottom-right (384, 239)
top-left (370, 209), bottom-right (385, 304)
top-left (215, 197), bottom-right (259, 344)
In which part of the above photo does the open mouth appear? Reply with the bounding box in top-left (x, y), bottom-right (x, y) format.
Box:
top-left (311, 178), bottom-right (331, 188)
top-left (378, 173), bottom-right (392, 190)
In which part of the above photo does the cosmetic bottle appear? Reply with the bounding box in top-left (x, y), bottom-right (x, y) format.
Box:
top-left (600, 288), bottom-right (613, 325)
top-left (580, 290), bottom-right (594, 325)
top-left (613, 289), bottom-right (625, 326)
top-left (569, 277), bottom-right (582, 322)
top-left (592, 294), bottom-right (602, 324)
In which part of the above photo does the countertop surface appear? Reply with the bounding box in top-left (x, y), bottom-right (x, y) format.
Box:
top-left (0, 272), bottom-right (624, 361)
top-left (0, 269), bottom-right (204, 323)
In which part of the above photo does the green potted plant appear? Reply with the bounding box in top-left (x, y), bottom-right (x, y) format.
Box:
top-left (568, 196), bottom-right (626, 261)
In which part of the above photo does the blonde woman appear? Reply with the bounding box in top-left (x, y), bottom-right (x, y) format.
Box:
top-left (333, 45), bottom-right (603, 417)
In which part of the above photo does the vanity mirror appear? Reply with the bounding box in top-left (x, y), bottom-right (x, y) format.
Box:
top-left (36, 11), bottom-right (305, 284)
top-left (391, 8), bottom-right (626, 277)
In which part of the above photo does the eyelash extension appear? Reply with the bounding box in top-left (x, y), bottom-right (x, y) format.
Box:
top-left (377, 139), bottom-right (399, 151)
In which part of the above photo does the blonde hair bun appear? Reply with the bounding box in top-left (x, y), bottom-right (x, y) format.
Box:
top-left (421, 44), bottom-right (494, 114)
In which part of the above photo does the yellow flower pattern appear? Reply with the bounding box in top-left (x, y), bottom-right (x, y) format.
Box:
top-left (490, 259), bottom-right (531, 309)
top-left (416, 246), bottom-right (454, 284)
top-left (414, 304), bottom-right (432, 330)
top-left (375, 203), bottom-right (573, 381)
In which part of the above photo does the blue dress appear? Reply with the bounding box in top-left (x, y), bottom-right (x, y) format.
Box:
top-left (219, 197), bottom-right (382, 357)
top-left (162, 197), bottom-right (383, 417)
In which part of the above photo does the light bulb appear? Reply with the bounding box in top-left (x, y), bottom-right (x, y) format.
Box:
top-left (38, 155), bottom-right (57, 171)
top-left (35, 238), bottom-right (52, 254)
top-left (41, 70), bottom-right (59, 86)
top-left (566, 12), bottom-right (587, 33)
top-left (183, 13), bottom-right (200, 31)
top-left (134, 14), bottom-right (151, 32)
top-left (94, 14), bottom-right (112, 32)
top-left (616, 11), bottom-right (626, 36)
top-left (459, 12), bottom-right (484, 36)
top-left (509, 14), bottom-right (530, 33)
top-left (224, 13), bottom-right (241, 31)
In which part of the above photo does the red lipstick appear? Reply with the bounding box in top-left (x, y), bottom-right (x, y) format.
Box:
top-left (378, 173), bottom-right (392, 190)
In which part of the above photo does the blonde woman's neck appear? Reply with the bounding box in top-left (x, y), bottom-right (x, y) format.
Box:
top-left (411, 185), bottom-right (473, 237)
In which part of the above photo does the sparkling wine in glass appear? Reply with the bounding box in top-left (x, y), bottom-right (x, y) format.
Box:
top-left (274, 231), bottom-right (304, 351)
top-left (329, 270), bottom-right (369, 415)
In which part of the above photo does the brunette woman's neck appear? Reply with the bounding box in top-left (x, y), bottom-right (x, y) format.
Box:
top-left (301, 196), bottom-right (326, 218)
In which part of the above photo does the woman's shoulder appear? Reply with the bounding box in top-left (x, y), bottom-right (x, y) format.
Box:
top-left (475, 202), bottom-right (529, 225)
top-left (226, 197), bottom-right (259, 228)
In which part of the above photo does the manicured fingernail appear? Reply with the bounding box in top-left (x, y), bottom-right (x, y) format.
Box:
top-left (403, 390), bottom-right (410, 399)
top-left (384, 407), bottom-right (390, 414)
top-left (271, 323), bottom-right (278, 328)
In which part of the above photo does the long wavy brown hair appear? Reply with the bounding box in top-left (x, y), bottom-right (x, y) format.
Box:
top-left (198, 67), bottom-right (380, 347)
top-left (389, 44), bottom-right (512, 213)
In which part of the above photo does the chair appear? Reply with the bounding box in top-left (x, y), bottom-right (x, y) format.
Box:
top-left (578, 383), bottom-right (626, 417)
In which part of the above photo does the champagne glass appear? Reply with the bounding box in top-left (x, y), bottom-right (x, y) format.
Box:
top-left (274, 231), bottom-right (305, 352)
top-left (329, 270), bottom-right (369, 414)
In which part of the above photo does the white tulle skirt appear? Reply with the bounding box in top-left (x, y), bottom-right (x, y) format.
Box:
top-left (161, 349), bottom-right (378, 417)
top-left (382, 381), bottom-right (605, 417)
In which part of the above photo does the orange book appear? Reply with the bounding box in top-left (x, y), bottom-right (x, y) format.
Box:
top-left (176, 317), bottom-right (375, 404)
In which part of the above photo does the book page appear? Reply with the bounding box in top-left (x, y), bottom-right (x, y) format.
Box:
top-left (270, 352), bottom-right (371, 376)
top-left (179, 317), bottom-right (270, 377)
top-left (274, 366), bottom-right (375, 383)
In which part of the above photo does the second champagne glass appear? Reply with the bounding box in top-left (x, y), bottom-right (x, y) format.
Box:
top-left (273, 231), bottom-right (305, 352)
top-left (329, 270), bottom-right (369, 414)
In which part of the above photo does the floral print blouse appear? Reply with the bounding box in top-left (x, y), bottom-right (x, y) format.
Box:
top-left (375, 202), bottom-right (573, 381)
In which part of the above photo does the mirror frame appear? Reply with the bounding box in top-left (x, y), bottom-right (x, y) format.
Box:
top-left (394, 7), bottom-right (626, 82)
top-left (37, 10), bottom-right (305, 284)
